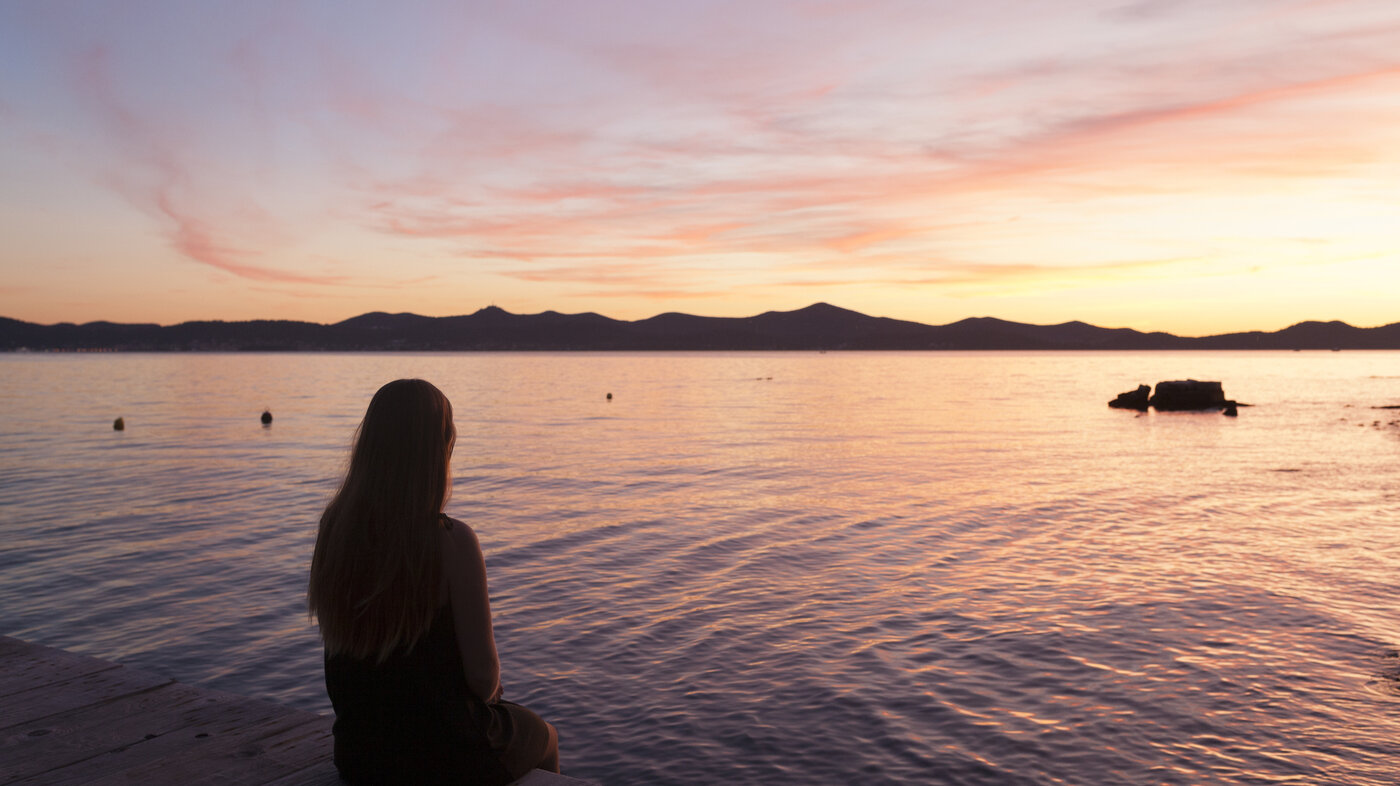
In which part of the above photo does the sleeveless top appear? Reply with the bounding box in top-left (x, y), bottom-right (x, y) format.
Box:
top-left (324, 604), bottom-right (514, 785)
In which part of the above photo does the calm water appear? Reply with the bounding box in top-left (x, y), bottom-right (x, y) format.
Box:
top-left (2, 351), bottom-right (1398, 784)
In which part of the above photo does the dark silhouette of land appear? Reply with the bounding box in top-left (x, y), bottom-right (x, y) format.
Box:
top-left (3, 303), bottom-right (1399, 351)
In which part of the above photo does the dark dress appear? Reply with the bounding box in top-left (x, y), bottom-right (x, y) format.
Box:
top-left (325, 605), bottom-right (551, 785)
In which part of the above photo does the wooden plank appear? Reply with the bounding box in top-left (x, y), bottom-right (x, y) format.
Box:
top-left (2, 681), bottom-right (291, 783)
top-left (260, 760), bottom-right (345, 786)
top-left (186, 716), bottom-right (339, 786)
top-left (16, 690), bottom-right (319, 786)
top-left (0, 635), bottom-right (37, 657)
top-left (31, 714), bottom-right (335, 786)
top-left (0, 665), bottom-right (173, 732)
top-left (0, 637), bottom-right (600, 786)
top-left (0, 637), bottom-right (119, 699)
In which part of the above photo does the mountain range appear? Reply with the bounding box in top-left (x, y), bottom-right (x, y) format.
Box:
top-left (3, 303), bottom-right (1399, 351)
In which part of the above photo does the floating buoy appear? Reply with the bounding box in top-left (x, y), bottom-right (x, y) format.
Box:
top-left (261, 410), bottom-right (273, 424)
top-left (606, 393), bottom-right (612, 401)
top-left (113, 417), bottom-right (124, 431)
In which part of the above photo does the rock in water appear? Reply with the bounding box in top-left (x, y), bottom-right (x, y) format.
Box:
top-left (1109, 384), bottom-right (1151, 411)
top-left (1223, 401), bottom-right (1238, 417)
top-left (261, 410), bottom-right (273, 424)
top-left (1149, 380), bottom-right (1226, 411)
top-left (113, 417), bottom-right (125, 431)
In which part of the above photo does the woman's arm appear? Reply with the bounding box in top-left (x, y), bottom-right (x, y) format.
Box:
top-left (441, 519), bottom-right (503, 704)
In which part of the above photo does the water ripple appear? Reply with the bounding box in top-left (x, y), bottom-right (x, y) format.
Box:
top-left (3, 352), bottom-right (1400, 784)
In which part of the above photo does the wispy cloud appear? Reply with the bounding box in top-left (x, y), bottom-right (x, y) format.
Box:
top-left (890, 258), bottom-right (1204, 289)
top-left (152, 192), bottom-right (343, 285)
top-left (71, 46), bottom-right (348, 285)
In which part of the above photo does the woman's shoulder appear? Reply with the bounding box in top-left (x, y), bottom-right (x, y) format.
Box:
top-left (439, 515), bottom-right (483, 554)
top-left (438, 515), bottom-right (490, 594)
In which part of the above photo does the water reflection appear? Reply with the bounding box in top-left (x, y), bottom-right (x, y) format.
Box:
top-left (0, 352), bottom-right (1398, 784)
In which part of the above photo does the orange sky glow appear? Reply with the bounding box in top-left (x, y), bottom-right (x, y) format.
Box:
top-left (1, 1), bottom-right (1398, 336)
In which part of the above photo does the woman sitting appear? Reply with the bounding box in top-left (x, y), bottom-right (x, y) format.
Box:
top-left (309, 379), bottom-right (559, 784)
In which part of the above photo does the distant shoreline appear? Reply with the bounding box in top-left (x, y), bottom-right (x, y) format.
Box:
top-left (4, 302), bottom-right (1399, 352)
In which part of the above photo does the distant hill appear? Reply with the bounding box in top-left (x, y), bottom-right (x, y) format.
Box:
top-left (2, 304), bottom-right (1398, 351)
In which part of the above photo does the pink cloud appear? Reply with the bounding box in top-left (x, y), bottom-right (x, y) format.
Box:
top-left (572, 287), bottom-right (736, 301)
top-left (491, 256), bottom-right (784, 303)
top-left (1033, 64), bottom-right (1400, 146)
top-left (893, 258), bottom-right (1199, 286)
top-left (495, 261), bottom-right (719, 287)
top-left (151, 192), bottom-right (345, 285)
top-left (824, 223), bottom-right (918, 254)
top-left (498, 181), bottom-right (652, 204)
top-left (69, 45), bottom-right (351, 286)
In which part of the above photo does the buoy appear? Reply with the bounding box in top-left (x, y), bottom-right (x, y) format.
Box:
top-left (606, 393), bottom-right (612, 401)
top-left (261, 410), bottom-right (273, 424)
top-left (113, 417), bottom-right (125, 431)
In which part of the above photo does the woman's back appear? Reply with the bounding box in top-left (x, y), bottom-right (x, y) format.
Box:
top-left (325, 603), bottom-right (514, 785)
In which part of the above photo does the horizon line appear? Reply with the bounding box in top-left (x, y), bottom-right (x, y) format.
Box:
top-left (3, 302), bottom-right (1397, 339)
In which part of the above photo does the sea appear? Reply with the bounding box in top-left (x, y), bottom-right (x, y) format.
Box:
top-left (1, 351), bottom-right (1397, 785)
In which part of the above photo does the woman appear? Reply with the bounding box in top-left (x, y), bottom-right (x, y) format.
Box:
top-left (309, 379), bottom-right (559, 784)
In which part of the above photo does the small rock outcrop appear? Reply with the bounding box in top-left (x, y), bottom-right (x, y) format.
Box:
top-left (1149, 380), bottom-right (1226, 411)
top-left (113, 417), bottom-right (125, 431)
top-left (1110, 380), bottom-right (1237, 413)
top-left (1109, 385), bottom-right (1151, 411)
top-left (261, 410), bottom-right (273, 425)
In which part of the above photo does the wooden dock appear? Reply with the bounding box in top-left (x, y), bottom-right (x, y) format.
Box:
top-left (0, 636), bottom-right (593, 785)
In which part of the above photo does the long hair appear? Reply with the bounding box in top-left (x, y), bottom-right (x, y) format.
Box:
top-left (309, 379), bottom-right (456, 661)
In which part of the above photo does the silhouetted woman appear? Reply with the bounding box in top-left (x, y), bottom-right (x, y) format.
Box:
top-left (309, 379), bottom-right (559, 784)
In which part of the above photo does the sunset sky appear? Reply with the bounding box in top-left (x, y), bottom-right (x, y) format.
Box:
top-left (2, 1), bottom-right (1398, 335)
